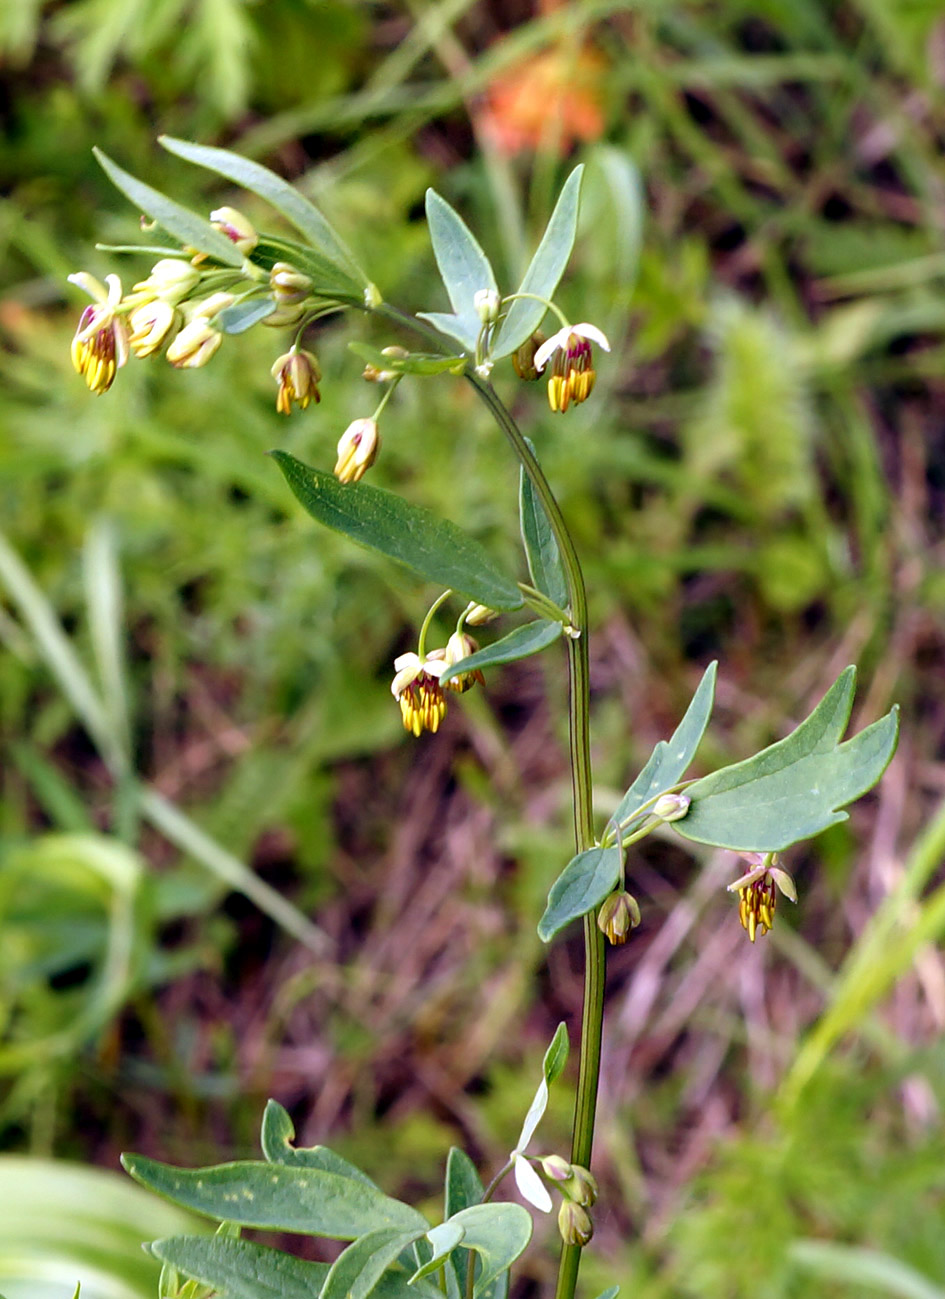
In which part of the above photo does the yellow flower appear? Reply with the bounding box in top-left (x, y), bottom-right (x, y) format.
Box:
top-left (68, 272), bottom-right (130, 395)
top-left (131, 258), bottom-right (201, 306)
top-left (727, 852), bottom-right (796, 942)
top-left (165, 318), bottom-right (223, 369)
top-left (534, 323), bottom-right (610, 413)
top-left (271, 348), bottom-right (321, 415)
top-left (128, 300), bottom-right (179, 358)
top-left (334, 418), bottom-right (380, 482)
top-left (390, 651), bottom-right (449, 736)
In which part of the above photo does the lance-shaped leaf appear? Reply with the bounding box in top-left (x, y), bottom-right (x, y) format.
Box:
top-left (439, 620), bottom-right (561, 685)
top-left (149, 1236), bottom-right (329, 1299)
top-left (610, 662), bottom-right (718, 835)
top-left (159, 135), bottom-right (368, 288)
top-left (418, 189), bottom-right (498, 354)
top-left (519, 438), bottom-right (568, 610)
top-left (675, 667), bottom-right (900, 852)
top-left (93, 149), bottom-right (244, 267)
top-left (537, 845), bottom-right (623, 943)
top-left (320, 1227), bottom-right (432, 1299)
top-left (449, 1205), bottom-right (532, 1298)
top-left (348, 341), bottom-right (466, 376)
top-left (218, 298), bottom-right (277, 334)
top-left (271, 452), bottom-right (523, 612)
top-left (261, 1099), bottom-right (378, 1188)
top-left (121, 1154), bottom-right (428, 1238)
top-left (513, 1022), bottom-right (569, 1155)
top-left (492, 166), bottom-right (584, 359)
top-left (444, 1150), bottom-right (483, 1296)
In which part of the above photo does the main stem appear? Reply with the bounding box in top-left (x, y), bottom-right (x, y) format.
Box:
top-left (468, 377), bottom-right (603, 1299)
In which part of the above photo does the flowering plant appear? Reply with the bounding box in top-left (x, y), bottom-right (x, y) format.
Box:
top-left (69, 137), bottom-right (899, 1299)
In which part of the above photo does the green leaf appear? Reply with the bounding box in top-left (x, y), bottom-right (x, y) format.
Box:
top-left (121, 1154), bottom-right (428, 1239)
top-left (448, 1205), bottom-right (531, 1298)
top-left (218, 298), bottom-right (276, 334)
top-left (675, 667), bottom-right (900, 851)
top-left (519, 438), bottom-right (568, 610)
top-left (439, 620), bottom-right (561, 685)
top-left (492, 166), bottom-right (583, 359)
top-left (271, 452), bottom-right (523, 612)
top-left (445, 1148), bottom-right (483, 1220)
top-left (93, 149), bottom-right (243, 268)
top-left (348, 341), bottom-right (466, 376)
top-left (611, 662), bottom-right (718, 832)
top-left (408, 1223), bottom-right (466, 1284)
top-left (260, 1099), bottom-right (378, 1189)
top-left (417, 189), bottom-right (498, 354)
top-left (149, 1237), bottom-right (329, 1299)
top-left (592, 1289), bottom-right (621, 1299)
top-left (514, 1022), bottom-right (569, 1154)
top-left (159, 136), bottom-right (368, 288)
top-left (246, 234), bottom-right (363, 297)
top-left (537, 845), bottom-right (623, 943)
top-left (320, 1228), bottom-right (429, 1299)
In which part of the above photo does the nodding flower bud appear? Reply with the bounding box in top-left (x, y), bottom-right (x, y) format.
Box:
top-left (271, 348), bottom-right (321, 414)
top-left (474, 288), bottom-right (501, 324)
top-left (557, 1200), bottom-right (593, 1248)
top-left (512, 331), bottom-right (546, 381)
top-left (190, 292), bottom-right (236, 321)
top-left (165, 319), bottom-right (223, 369)
top-left (133, 258), bottom-right (201, 306)
top-left (128, 300), bottom-right (179, 358)
top-left (269, 261), bottom-right (312, 304)
top-left (561, 1164), bottom-right (598, 1208)
top-left (652, 792), bottom-right (691, 823)
top-left (597, 890), bottom-right (641, 945)
top-left (540, 1155), bottom-right (573, 1183)
top-left (209, 206), bottom-right (258, 254)
top-left (443, 631), bottom-right (484, 695)
top-left (463, 602), bottom-right (499, 627)
top-left (334, 418), bottom-right (380, 483)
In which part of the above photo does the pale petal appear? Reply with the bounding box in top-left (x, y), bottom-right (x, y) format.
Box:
top-left (513, 1155), bottom-right (553, 1214)
top-left (572, 323), bottom-right (610, 352)
top-left (533, 326), bottom-right (569, 373)
top-left (104, 273), bottom-right (124, 307)
top-left (726, 864), bottom-right (768, 892)
top-left (68, 272), bottom-right (108, 303)
top-left (770, 867), bottom-right (797, 902)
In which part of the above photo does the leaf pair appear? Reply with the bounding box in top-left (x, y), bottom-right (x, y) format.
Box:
top-left (538, 665), bottom-right (899, 941)
top-left (419, 168), bottom-right (583, 358)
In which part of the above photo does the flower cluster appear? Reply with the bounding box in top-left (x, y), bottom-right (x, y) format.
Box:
top-left (390, 624), bottom-right (486, 737)
top-left (727, 851), bottom-right (796, 942)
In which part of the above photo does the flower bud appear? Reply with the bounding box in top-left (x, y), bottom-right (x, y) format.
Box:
top-left (128, 300), bottom-right (179, 358)
top-left (558, 1200), bottom-right (593, 1248)
top-left (334, 418), bottom-right (380, 483)
top-left (474, 288), bottom-right (501, 324)
top-left (271, 348), bottom-right (321, 414)
top-left (463, 603), bottom-right (498, 627)
top-left (597, 890), bottom-right (641, 945)
top-left (512, 331), bottom-right (546, 381)
top-left (540, 1154), bottom-right (572, 1183)
top-left (209, 206), bottom-right (258, 254)
top-left (269, 261), bottom-right (312, 304)
top-left (165, 319), bottom-right (223, 369)
top-left (262, 301), bottom-right (307, 327)
top-left (653, 792), bottom-right (691, 823)
top-left (133, 258), bottom-right (201, 305)
top-left (190, 291), bottom-right (236, 321)
top-left (561, 1164), bottom-right (598, 1207)
top-left (443, 631), bottom-right (484, 694)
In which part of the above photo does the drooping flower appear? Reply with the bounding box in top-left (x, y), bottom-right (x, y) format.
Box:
top-left (271, 348), bottom-right (321, 415)
top-left (390, 651), bottom-right (449, 736)
top-left (68, 272), bottom-right (130, 395)
top-left (334, 418), bottom-right (379, 482)
top-left (165, 318), bottom-right (223, 369)
top-left (533, 323), bottom-right (610, 413)
top-left (131, 258), bottom-right (201, 307)
top-left (128, 300), bottom-right (179, 358)
top-left (727, 851), bottom-right (796, 942)
top-left (442, 631), bottom-right (484, 694)
top-left (209, 206), bottom-right (258, 254)
top-left (269, 262), bottom-right (312, 305)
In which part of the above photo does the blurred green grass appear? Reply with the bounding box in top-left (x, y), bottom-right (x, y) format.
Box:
top-left (3, 1), bottom-right (945, 1294)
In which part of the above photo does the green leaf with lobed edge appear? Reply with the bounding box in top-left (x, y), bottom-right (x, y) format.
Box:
top-left (271, 452), bottom-right (523, 612)
top-left (93, 149), bottom-right (244, 267)
top-left (519, 437), bottom-right (568, 609)
top-left (675, 667), bottom-right (900, 851)
top-left (609, 662), bottom-right (718, 835)
top-left (121, 1154), bottom-right (428, 1238)
top-left (348, 341), bottom-right (466, 376)
top-left (492, 166), bottom-right (584, 359)
top-left (149, 1236), bottom-right (329, 1299)
top-left (417, 189), bottom-right (498, 354)
top-left (439, 620), bottom-right (561, 685)
top-left (159, 136), bottom-right (368, 288)
top-left (537, 845), bottom-right (623, 943)
top-left (260, 1099), bottom-right (378, 1189)
top-left (448, 1205), bottom-right (531, 1298)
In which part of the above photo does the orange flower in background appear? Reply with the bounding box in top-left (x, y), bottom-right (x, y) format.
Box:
top-left (479, 42), bottom-right (608, 157)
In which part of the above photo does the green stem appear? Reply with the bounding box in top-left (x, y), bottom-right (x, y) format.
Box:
top-left (466, 378), bottom-right (600, 1299)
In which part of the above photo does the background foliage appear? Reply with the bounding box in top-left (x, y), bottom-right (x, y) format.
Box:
top-left (3, 1), bottom-right (945, 1295)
